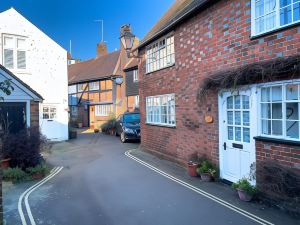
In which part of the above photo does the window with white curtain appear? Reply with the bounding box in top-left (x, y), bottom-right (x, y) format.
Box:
top-left (133, 70), bottom-right (138, 82)
top-left (260, 83), bottom-right (300, 140)
top-left (134, 95), bottom-right (139, 108)
top-left (146, 35), bottom-right (175, 73)
top-left (95, 104), bottom-right (113, 116)
top-left (3, 35), bottom-right (27, 70)
top-left (252, 0), bottom-right (300, 35)
top-left (146, 94), bottom-right (176, 126)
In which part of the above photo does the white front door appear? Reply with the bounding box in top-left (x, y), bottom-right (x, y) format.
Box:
top-left (219, 89), bottom-right (257, 183)
top-left (41, 104), bottom-right (59, 140)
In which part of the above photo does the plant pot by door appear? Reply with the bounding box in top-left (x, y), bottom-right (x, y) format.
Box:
top-left (32, 172), bottom-right (44, 179)
top-left (237, 188), bottom-right (253, 202)
top-left (200, 173), bottom-right (213, 182)
top-left (187, 162), bottom-right (198, 177)
top-left (1, 158), bottom-right (11, 169)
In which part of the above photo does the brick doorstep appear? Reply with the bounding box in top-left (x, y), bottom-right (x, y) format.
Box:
top-left (129, 148), bottom-right (298, 225)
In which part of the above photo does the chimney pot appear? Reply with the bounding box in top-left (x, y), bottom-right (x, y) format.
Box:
top-left (96, 42), bottom-right (108, 58)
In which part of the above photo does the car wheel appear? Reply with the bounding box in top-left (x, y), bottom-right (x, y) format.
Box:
top-left (120, 132), bottom-right (126, 143)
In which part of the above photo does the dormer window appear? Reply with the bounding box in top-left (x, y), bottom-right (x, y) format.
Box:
top-left (146, 35), bottom-right (175, 73)
top-left (2, 35), bottom-right (27, 70)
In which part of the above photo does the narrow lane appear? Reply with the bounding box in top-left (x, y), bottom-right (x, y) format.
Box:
top-left (27, 133), bottom-right (266, 225)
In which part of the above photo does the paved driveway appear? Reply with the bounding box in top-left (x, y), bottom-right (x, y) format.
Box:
top-left (4, 132), bottom-right (298, 225)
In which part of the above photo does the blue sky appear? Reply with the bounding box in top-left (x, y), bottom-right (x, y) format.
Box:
top-left (0, 0), bottom-right (174, 60)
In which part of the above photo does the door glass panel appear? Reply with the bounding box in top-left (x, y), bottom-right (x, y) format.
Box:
top-left (243, 111), bottom-right (250, 126)
top-left (227, 96), bottom-right (233, 109)
top-left (234, 96), bottom-right (241, 109)
top-left (235, 111), bottom-right (241, 125)
top-left (243, 128), bottom-right (250, 143)
top-left (227, 111), bottom-right (233, 125)
top-left (235, 127), bottom-right (241, 141)
top-left (228, 126), bottom-right (234, 140)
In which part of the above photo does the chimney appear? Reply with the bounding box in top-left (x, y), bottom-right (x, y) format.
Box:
top-left (96, 42), bottom-right (108, 58)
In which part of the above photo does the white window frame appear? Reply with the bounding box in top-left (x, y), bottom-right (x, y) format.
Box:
top-left (2, 34), bottom-right (27, 71)
top-left (89, 81), bottom-right (99, 91)
top-left (258, 81), bottom-right (300, 141)
top-left (134, 95), bottom-right (139, 108)
top-left (68, 85), bottom-right (77, 94)
top-left (146, 35), bottom-right (175, 73)
top-left (133, 69), bottom-right (138, 82)
top-left (146, 93), bottom-right (176, 127)
top-left (95, 104), bottom-right (113, 116)
top-left (42, 106), bottom-right (57, 120)
top-left (77, 83), bottom-right (85, 92)
top-left (251, 0), bottom-right (300, 36)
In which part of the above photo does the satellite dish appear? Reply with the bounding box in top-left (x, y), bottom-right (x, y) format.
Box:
top-left (115, 77), bottom-right (123, 85)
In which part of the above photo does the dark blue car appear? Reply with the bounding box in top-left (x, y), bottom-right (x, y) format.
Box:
top-left (116, 112), bottom-right (140, 143)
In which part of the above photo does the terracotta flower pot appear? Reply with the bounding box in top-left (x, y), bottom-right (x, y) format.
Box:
top-left (32, 172), bottom-right (43, 180)
top-left (1, 158), bottom-right (11, 169)
top-left (187, 162), bottom-right (198, 177)
top-left (200, 172), bottom-right (213, 182)
top-left (237, 188), bottom-right (253, 202)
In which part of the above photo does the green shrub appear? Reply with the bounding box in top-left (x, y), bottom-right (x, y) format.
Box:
top-left (3, 167), bottom-right (27, 183)
top-left (101, 112), bottom-right (116, 133)
top-left (232, 178), bottom-right (257, 195)
top-left (26, 163), bottom-right (50, 176)
top-left (197, 160), bottom-right (218, 177)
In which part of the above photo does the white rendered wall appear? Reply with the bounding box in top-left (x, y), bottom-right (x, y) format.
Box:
top-left (0, 8), bottom-right (68, 141)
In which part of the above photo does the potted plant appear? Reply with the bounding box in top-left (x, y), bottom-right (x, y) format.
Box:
top-left (197, 160), bottom-right (216, 181)
top-left (187, 153), bottom-right (199, 177)
top-left (1, 157), bottom-right (11, 169)
top-left (232, 178), bottom-right (257, 202)
top-left (26, 163), bottom-right (49, 180)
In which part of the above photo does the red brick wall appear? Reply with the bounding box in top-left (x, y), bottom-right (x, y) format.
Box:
top-left (139, 0), bottom-right (300, 165)
top-left (30, 101), bottom-right (39, 128)
top-left (256, 141), bottom-right (300, 170)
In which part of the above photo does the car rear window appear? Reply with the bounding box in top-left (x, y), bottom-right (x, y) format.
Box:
top-left (124, 113), bottom-right (140, 122)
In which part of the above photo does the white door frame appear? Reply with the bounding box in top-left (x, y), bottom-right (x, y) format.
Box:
top-left (218, 86), bottom-right (258, 183)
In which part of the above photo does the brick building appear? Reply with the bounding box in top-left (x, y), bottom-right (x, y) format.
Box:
top-left (137, 0), bottom-right (300, 183)
top-left (68, 25), bottom-right (139, 129)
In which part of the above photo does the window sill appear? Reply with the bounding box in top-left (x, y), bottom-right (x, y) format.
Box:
top-left (145, 123), bottom-right (176, 128)
top-left (254, 136), bottom-right (300, 147)
top-left (145, 63), bottom-right (175, 75)
top-left (250, 21), bottom-right (300, 40)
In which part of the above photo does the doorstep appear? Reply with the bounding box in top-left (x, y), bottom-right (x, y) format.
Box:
top-left (129, 148), bottom-right (299, 225)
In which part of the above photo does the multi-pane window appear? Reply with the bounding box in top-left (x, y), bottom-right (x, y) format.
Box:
top-left (3, 35), bottom-right (27, 70)
top-left (146, 35), bottom-right (175, 73)
top-left (100, 80), bottom-right (113, 90)
top-left (226, 95), bottom-right (251, 143)
top-left (89, 81), bottom-right (99, 91)
top-left (260, 84), bottom-right (300, 139)
top-left (146, 94), bottom-right (176, 126)
top-left (43, 106), bottom-right (57, 119)
top-left (133, 70), bottom-right (138, 82)
top-left (95, 104), bottom-right (113, 116)
top-left (252, 0), bottom-right (300, 35)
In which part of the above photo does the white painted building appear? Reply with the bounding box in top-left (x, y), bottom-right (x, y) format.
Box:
top-left (0, 8), bottom-right (68, 141)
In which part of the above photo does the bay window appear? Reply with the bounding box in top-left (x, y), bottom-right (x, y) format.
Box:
top-left (252, 0), bottom-right (300, 36)
top-left (146, 35), bottom-right (175, 73)
top-left (260, 83), bottom-right (300, 140)
top-left (146, 94), bottom-right (176, 126)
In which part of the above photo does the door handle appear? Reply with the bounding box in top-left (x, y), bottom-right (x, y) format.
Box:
top-left (223, 142), bottom-right (226, 150)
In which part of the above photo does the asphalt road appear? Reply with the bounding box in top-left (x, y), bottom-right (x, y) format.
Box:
top-left (13, 132), bottom-right (279, 225)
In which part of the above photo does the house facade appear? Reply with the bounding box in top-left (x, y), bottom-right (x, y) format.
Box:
top-left (138, 0), bottom-right (300, 183)
top-left (0, 65), bottom-right (43, 134)
top-left (124, 58), bottom-right (139, 112)
top-left (0, 8), bottom-right (69, 141)
top-left (68, 25), bottom-right (137, 129)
